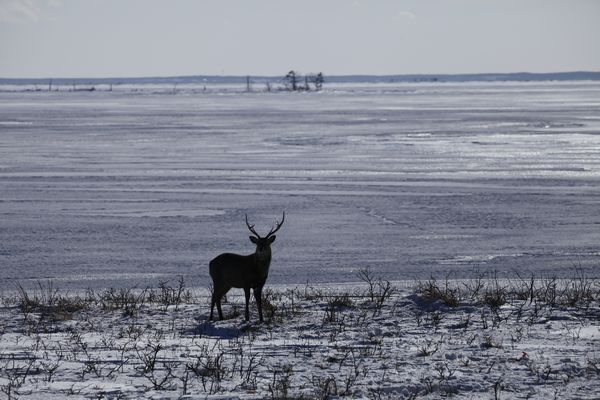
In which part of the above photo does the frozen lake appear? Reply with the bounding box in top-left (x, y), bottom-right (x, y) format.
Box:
top-left (1, 81), bottom-right (599, 290)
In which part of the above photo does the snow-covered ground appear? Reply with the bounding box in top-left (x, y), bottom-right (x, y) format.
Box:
top-left (1, 81), bottom-right (599, 290)
top-left (0, 277), bottom-right (598, 399)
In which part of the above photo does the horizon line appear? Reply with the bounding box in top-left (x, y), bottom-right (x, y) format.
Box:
top-left (2, 70), bottom-right (600, 82)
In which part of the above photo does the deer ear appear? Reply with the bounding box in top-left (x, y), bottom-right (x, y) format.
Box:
top-left (268, 235), bottom-right (276, 244)
top-left (250, 236), bottom-right (259, 244)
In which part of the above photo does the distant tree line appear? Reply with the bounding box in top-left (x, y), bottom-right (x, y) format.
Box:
top-left (17, 73), bottom-right (326, 94)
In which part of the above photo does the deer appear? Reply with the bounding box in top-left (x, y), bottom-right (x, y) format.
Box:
top-left (209, 212), bottom-right (285, 322)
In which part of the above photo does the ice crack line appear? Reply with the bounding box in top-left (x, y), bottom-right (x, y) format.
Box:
top-left (359, 206), bottom-right (397, 225)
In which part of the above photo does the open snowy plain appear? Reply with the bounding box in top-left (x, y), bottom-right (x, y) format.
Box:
top-left (1, 81), bottom-right (599, 289)
top-left (0, 81), bottom-right (599, 398)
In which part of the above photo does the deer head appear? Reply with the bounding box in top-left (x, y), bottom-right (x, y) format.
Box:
top-left (245, 211), bottom-right (285, 253)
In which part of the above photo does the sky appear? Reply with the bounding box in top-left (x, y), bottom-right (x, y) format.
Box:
top-left (1, 0), bottom-right (599, 78)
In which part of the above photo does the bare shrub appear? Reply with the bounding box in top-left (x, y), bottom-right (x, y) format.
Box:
top-left (357, 267), bottom-right (397, 311)
top-left (267, 364), bottom-right (294, 399)
top-left (416, 278), bottom-right (460, 307)
top-left (424, 311), bottom-right (444, 332)
top-left (186, 344), bottom-right (227, 394)
top-left (309, 375), bottom-right (338, 399)
top-left (16, 282), bottom-right (87, 328)
top-left (329, 293), bottom-right (355, 309)
top-left (587, 358), bottom-right (600, 375)
top-left (461, 271), bottom-right (486, 301)
top-left (482, 274), bottom-right (506, 310)
top-left (17, 282), bottom-right (87, 315)
top-left (0, 357), bottom-right (38, 399)
top-left (483, 289), bottom-right (506, 310)
top-left (357, 267), bottom-right (378, 301)
top-left (481, 334), bottom-right (503, 349)
top-left (98, 287), bottom-right (147, 317)
top-left (417, 339), bottom-right (439, 357)
top-left (260, 289), bottom-right (283, 323)
top-left (135, 340), bottom-right (163, 374)
top-left (561, 268), bottom-right (594, 307)
top-left (150, 276), bottom-right (191, 311)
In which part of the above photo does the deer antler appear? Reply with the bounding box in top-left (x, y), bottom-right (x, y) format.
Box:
top-left (266, 211), bottom-right (285, 238)
top-left (245, 214), bottom-right (261, 238)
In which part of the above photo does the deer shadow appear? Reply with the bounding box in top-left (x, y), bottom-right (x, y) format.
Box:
top-left (182, 318), bottom-right (252, 339)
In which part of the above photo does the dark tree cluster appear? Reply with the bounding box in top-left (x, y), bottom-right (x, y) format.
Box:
top-left (284, 71), bottom-right (324, 91)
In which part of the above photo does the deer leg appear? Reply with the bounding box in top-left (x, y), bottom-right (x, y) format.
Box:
top-left (216, 293), bottom-right (224, 320)
top-left (254, 287), bottom-right (264, 323)
top-left (243, 287), bottom-right (251, 321)
top-left (209, 286), bottom-right (219, 320)
top-left (212, 287), bottom-right (228, 320)
top-left (209, 294), bottom-right (216, 320)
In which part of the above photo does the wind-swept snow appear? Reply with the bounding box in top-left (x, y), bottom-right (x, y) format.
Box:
top-left (1, 81), bottom-right (599, 290)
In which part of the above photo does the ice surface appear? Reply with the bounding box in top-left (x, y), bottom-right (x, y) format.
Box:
top-left (1, 82), bottom-right (599, 290)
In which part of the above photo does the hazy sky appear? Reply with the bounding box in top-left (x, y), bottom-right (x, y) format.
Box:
top-left (1, 0), bottom-right (599, 78)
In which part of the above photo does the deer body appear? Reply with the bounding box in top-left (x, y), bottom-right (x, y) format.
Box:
top-left (210, 252), bottom-right (270, 289)
top-left (209, 213), bottom-right (284, 322)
